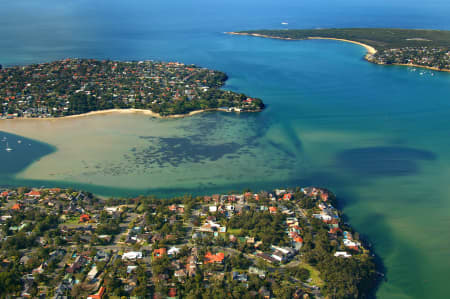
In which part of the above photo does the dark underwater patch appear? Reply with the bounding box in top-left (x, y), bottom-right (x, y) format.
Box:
top-left (131, 136), bottom-right (242, 167)
top-left (0, 131), bottom-right (56, 175)
top-left (336, 146), bottom-right (436, 177)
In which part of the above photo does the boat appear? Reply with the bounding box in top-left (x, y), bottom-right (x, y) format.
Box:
top-left (17, 140), bottom-right (22, 144)
top-left (5, 143), bottom-right (13, 152)
top-left (281, 22), bottom-right (288, 25)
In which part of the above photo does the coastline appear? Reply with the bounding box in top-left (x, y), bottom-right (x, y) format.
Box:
top-left (306, 37), bottom-right (377, 56)
top-left (227, 32), bottom-right (450, 73)
top-left (0, 108), bottom-right (234, 121)
top-left (388, 63), bottom-right (450, 73)
top-left (227, 32), bottom-right (377, 56)
top-left (0, 185), bottom-right (380, 298)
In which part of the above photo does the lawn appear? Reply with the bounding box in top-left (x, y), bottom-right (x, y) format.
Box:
top-left (298, 261), bottom-right (324, 288)
top-left (228, 228), bottom-right (242, 235)
top-left (63, 216), bottom-right (80, 225)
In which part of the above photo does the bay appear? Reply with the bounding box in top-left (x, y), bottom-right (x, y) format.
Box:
top-left (1, 1), bottom-right (450, 298)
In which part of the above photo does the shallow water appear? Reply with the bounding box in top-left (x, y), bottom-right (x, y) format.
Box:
top-left (1, 1), bottom-right (450, 298)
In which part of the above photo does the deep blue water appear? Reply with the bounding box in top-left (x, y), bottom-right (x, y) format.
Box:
top-left (2, 0), bottom-right (450, 67)
top-left (1, 1), bottom-right (450, 298)
top-left (0, 132), bottom-right (55, 175)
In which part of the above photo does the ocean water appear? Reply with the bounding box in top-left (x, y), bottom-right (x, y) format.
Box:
top-left (1, 1), bottom-right (450, 298)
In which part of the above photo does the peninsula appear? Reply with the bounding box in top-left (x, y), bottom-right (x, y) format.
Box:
top-left (0, 59), bottom-right (264, 119)
top-left (229, 28), bottom-right (450, 72)
top-left (0, 186), bottom-right (378, 298)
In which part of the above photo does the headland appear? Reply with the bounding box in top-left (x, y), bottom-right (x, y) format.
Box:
top-left (228, 28), bottom-right (450, 72)
top-left (0, 59), bottom-right (264, 120)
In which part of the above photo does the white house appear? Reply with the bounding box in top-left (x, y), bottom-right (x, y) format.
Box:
top-left (87, 266), bottom-right (98, 280)
top-left (343, 239), bottom-right (361, 247)
top-left (122, 251), bottom-right (143, 261)
top-left (275, 189), bottom-right (286, 196)
top-left (313, 213), bottom-right (332, 221)
top-left (334, 251), bottom-right (352, 258)
top-left (226, 205), bottom-right (235, 211)
top-left (168, 247), bottom-right (180, 256)
top-left (104, 206), bottom-right (122, 214)
top-left (286, 217), bottom-right (298, 225)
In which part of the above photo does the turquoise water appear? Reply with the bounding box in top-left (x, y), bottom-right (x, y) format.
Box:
top-left (1, 1), bottom-right (450, 298)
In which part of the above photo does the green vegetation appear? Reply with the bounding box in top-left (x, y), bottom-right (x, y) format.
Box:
top-left (228, 210), bottom-right (289, 250)
top-left (238, 28), bottom-right (450, 49)
top-left (0, 186), bottom-right (379, 298)
top-left (0, 59), bottom-right (264, 118)
top-left (235, 28), bottom-right (450, 70)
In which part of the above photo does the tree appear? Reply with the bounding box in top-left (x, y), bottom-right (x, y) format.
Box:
top-left (0, 270), bottom-right (20, 295)
top-left (287, 267), bottom-right (310, 282)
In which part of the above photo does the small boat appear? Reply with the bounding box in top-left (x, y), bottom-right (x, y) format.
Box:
top-left (17, 140), bottom-right (22, 144)
top-left (281, 22), bottom-right (288, 25)
top-left (5, 143), bottom-right (13, 152)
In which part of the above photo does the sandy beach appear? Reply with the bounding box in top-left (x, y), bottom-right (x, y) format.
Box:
top-left (228, 32), bottom-right (450, 73)
top-left (0, 108), bottom-right (232, 122)
top-left (306, 37), bottom-right (377, 55)
top-left (227, 32), bottom-right (377, 56)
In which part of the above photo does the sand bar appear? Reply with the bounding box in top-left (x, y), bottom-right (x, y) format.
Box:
top-left (0, 108), bottom-right (232, 122)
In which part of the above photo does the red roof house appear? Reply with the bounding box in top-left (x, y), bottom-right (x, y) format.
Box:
top-left (204, 252), bottom-right (225, 264)
top-left (153, 248), bottom-right (167, 259)
top-left (88, 286), bottom-right (105, 299)
top-left (283, 193), bottom-right (292, 200)
top-left (25, 190), bottom-right (41, 198)
top-left (12, 203), bottom-right (22, 211)
top-left (329, 227), bottom-right (342, 234)
top-left (294, 236), bottom-right (303, 243)
top-left (168, 288), bottom-right (177, 298)
top-left (79, 214), bottom-right (91, 222)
